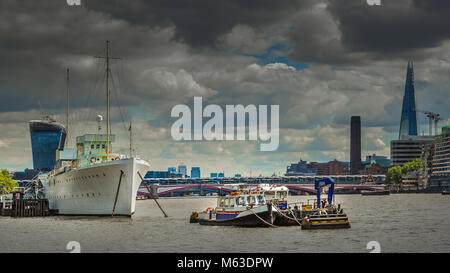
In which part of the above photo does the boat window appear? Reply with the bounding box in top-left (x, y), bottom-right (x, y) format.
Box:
top-left (224, 198), bottom-right (229, 207)
top-left (219, 198), bottom-right (225, 207)
top-left (265, 191), bottom-right (275, 199)
top-left (229, 197), bottom-right (235, 207)
top-left (96, 144), bottom-right (100, 149)
top-left (248, 196), bottom-right (255, 204)
top-left (257, 195), bottom-right (265, 204)
top-left (236, 197), bottom-right (244, 207)
top-left (275, 191), bottom-right (285, 199)
top-left (102, 144), bottom-right (105, 149)
top-left (91, 144), bottom-right (94, 149)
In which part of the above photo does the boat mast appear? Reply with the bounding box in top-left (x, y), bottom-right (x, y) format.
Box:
top-left (95, 41), bottom-right (121, 161)
top-left (66, 68), bottom-right (70, 148)
top-left (106, 41), bottom-right (110, 160)
top-left (129, 122), bottom-right (133, 157)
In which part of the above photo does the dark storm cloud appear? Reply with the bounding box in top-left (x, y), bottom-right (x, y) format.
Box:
top-left (0, 0), bottom-right (180, 114)
top-left (85, 0), bottom-right (307, 48)
top-left (286, 0), bottom-right (450, 64)
top-left (325, 0), bottom-right (450, 59)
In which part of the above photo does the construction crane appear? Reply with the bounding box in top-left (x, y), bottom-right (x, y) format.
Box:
top-left (417, 110), bottom-right (441, 136)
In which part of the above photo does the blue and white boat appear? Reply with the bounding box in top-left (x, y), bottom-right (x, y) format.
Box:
top-left (194, 189), bottom-right (277, 227)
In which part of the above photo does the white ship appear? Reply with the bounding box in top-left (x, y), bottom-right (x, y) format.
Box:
top-left (43, 41), bottom-right (151, 216)
top-left (44, 135), bottom-right (150, 216)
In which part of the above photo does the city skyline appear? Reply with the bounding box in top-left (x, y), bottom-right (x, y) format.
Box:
top-left (1, 0), bottom-right (450, 176)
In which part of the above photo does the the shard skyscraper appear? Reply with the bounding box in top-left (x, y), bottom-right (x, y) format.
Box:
top-left (398, 61), bottom-right (418, 139)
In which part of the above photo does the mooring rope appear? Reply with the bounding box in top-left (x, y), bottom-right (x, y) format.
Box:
top-left (250, 208), bottom-right (278, 228)
top-left (288, 208), bottom-right (303, 226)
top-left (273, 205), bottom-right (302, 226)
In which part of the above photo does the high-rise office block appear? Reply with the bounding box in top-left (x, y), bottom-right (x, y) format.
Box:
top-left (29, 116), bottom-right (66, 171)
top-left (178, 164), bottom-right (187, 176)
top-left (391, 135), bottom-right (433, 166)
top-left (432, 126), bottom-right (450, 174)
top-left (191, 167), bottom-right (201, 178)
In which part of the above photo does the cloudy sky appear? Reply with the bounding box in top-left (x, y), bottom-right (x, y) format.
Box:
top-left (1, 0), bottom-right (449, 176)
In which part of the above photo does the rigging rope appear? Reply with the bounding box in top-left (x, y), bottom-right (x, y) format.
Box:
top-left (109, 68), bottom-right (130, 133)
top-left (71, 59), bottom-right (105, 141)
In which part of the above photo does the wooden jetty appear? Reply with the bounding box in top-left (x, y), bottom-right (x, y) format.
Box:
top-left (0, 192), bottom-right (53, 218)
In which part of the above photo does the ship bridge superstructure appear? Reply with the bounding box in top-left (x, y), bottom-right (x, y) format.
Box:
top-left (76, 134), bottom-right (124, 168)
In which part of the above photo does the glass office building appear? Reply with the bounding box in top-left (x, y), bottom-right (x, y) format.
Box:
top-left (145, 171), bottom-right (169, 178)
top-left (399, 61), bottom-right (418, 138)
top-left (191, 167), bottom-right (201, 178)
top-left (178, 165), bottom-right (187, 176)
top-left (29, 117), bottom-right (66, 172)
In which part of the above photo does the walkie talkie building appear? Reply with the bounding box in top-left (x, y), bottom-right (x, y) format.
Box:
top-left (29, 116), bottom-right (66, 172)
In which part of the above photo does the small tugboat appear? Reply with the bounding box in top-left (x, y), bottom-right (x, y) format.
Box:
top-left (190, 188), bottom-right (277, 227)
top-left (300, 178), bottom-right (351, 230)
top-left (255, 184), bottom-right (304, 226)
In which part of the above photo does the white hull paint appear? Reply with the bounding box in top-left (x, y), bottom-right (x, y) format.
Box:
top-left (46, 158), bottom-right (150, 216)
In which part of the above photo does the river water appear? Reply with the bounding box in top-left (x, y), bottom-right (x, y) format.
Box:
top-left (1, 194), bottom-right (449, 253)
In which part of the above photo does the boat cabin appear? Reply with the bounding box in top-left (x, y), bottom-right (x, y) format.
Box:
top-left (217, 193), bottom-right (266, 209)
top-left (258, 184), bottom-right (289, 208)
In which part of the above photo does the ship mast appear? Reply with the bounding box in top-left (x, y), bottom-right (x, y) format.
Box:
top-left (106, 41), bottom-right (110, 160)
top-left (95, 41), bottom-right (121, 161)
top-left (66, 68), bottom-right (70, 148)
top-left (129, 122), bottom-right (133, 157)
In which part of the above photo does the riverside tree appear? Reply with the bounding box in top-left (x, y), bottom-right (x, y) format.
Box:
top-left (386, 159), bottom-right (422, 183)
top-left (386, 165), bottom-right (403, 183)
top-left (0, 169), bottom-right (18, 194)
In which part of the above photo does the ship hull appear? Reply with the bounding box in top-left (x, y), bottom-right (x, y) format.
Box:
top-left (46, 158), bottom-right (150, 216)
top-left (198, 204), bottom-right (275, 227)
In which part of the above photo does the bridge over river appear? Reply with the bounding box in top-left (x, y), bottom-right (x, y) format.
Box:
top-left (138, 175), bottom-right (386, 197)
